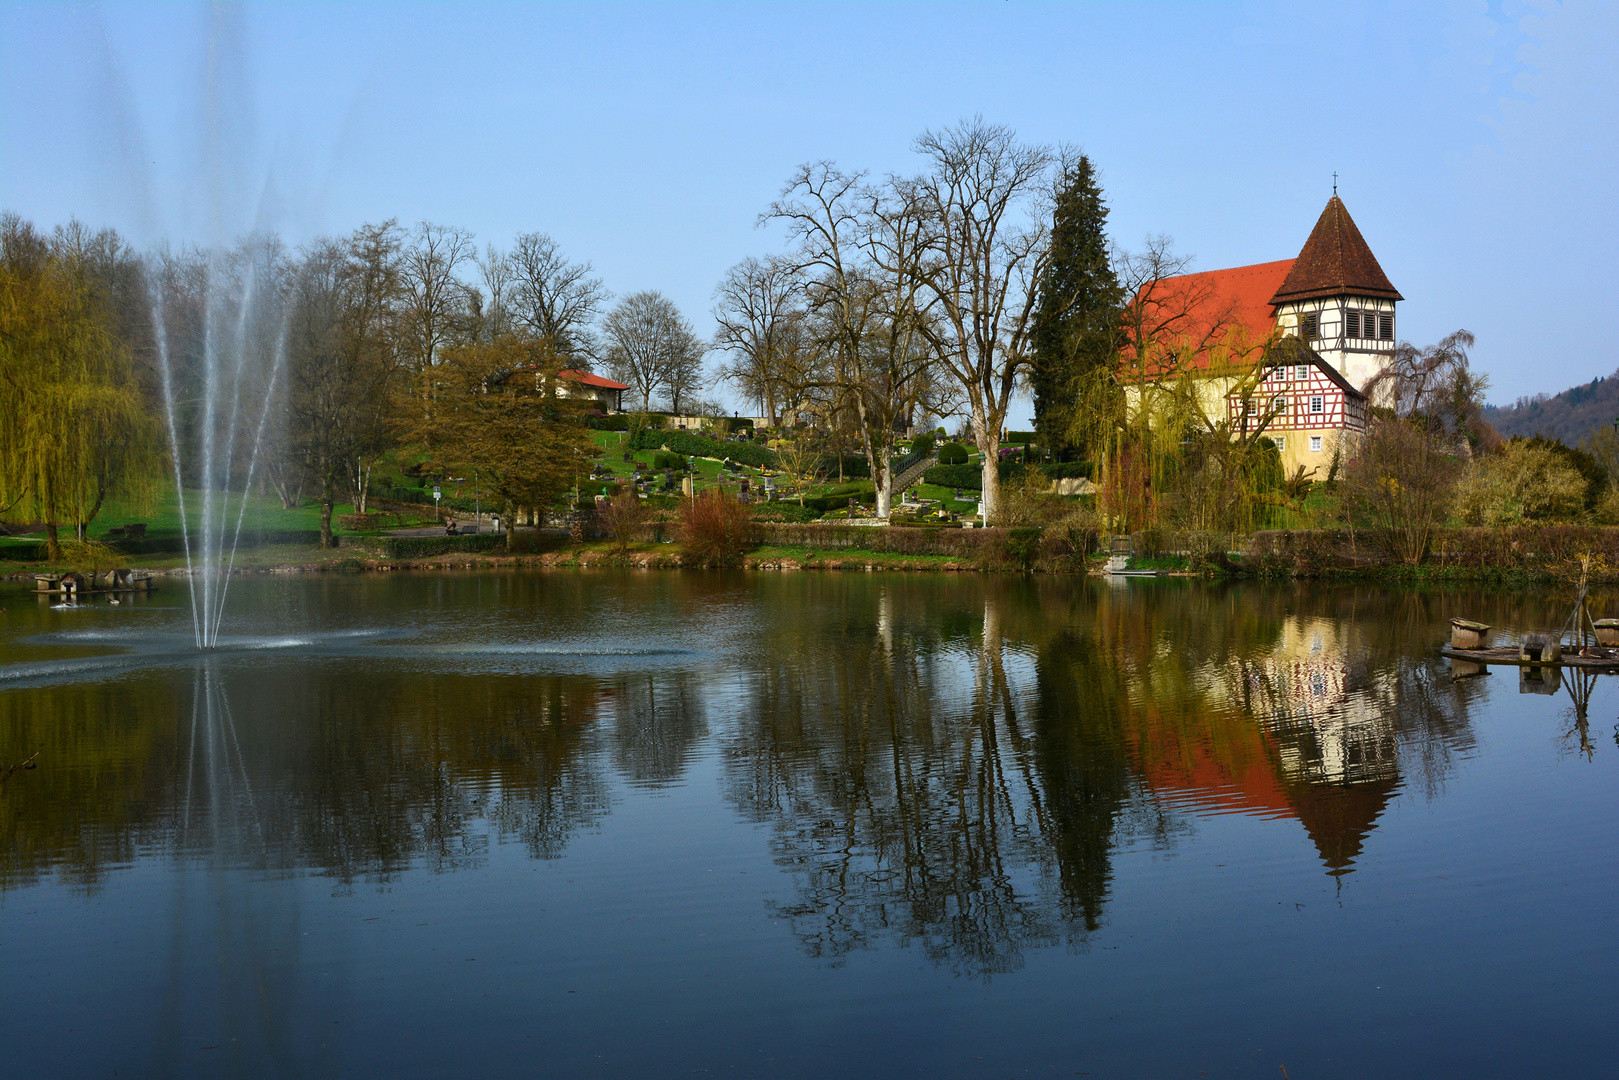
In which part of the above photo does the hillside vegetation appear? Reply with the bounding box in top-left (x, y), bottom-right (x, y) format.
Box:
top-left (1484, 370), bottom-right (1619, 445)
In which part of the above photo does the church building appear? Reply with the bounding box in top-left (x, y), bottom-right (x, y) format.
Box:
top-left (1127, 195), bottom-right (1403, 478)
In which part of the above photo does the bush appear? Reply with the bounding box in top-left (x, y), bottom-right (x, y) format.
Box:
top-left (678, 490), bottom-right (758, 565)
top-left (752, 501), bottom-right (824, 523)
top-left (800, 481), bottom-right (875, 513)
top-left (651, 451), bottom-right (688, 471)
top-left (938, 441), bottom-right (970, 465)
top-left (909, 431), bottom-right (936, 456)
top-left (598, 491), bottom-right (650, 553)
top-left (590, 414), bottom-right (631, 431)
top-left (630, 428), bottom-right (776, 468)
top-left (755, 523), bottom-right (1007, 559)
top-left (1001, 527), bottom-right (1042, 570)
top-left (356, 534), bottom-right (507, 558)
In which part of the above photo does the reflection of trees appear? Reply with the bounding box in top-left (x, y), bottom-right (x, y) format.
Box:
top-left (728, 576), bottom-right (1501, 973)
top-left (0, 662), bottom-right (615, 889)
top-left (610, 673), bottom-right (708, 787)
top-left (0, 673), bottom-right (183, 890)
top-left (724, 579), bottom-right (1075, 976)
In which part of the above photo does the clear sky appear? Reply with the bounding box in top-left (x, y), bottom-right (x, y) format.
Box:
top-left (1, 1), bottom-right (1613, 419)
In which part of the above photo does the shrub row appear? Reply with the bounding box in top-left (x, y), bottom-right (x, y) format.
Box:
top-left (919, 461), bottom-right (1092, 490)
top-left (353, 534), bottom-right (510, 559)
top-left (756, 522), bottom-right (1009, 558)
top-left (630, 428), bottom-right (776, 468)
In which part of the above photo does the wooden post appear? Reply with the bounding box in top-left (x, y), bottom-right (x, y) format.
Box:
top-left (1450, 619), bottom-right (1490, 649)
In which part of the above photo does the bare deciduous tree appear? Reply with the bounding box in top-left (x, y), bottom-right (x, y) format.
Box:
top-left (285, 222), bottom-right (404, 545)
top-left (398, 222), bottom-right (475, 370)
top-left (509, 232), bottom-right (608, 359)
top-left (909, 118), bottom-right (1058, 523)
top-left (601, 290), bottom-right (707, 414)
top-left (767, 163), bottom-right (941, 518)
top-left (476, 243), bottom-right (518, 342)
top-left (712, 255), bottom-right (809, 425)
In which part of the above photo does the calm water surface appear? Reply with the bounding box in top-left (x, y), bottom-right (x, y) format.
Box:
top-left (1, 572), bottom-right (1614, 1078)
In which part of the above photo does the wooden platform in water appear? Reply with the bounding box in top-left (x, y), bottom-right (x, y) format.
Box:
top-left (1441, 646), bottom-right (1619, 670)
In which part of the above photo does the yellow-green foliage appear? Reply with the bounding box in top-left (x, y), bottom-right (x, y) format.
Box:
top-left (1453, 440), bottom-right (1588, 525)
top-left (0, 217), bottom-right (162, 551)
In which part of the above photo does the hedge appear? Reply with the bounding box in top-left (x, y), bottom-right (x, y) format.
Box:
top-left (352, 534), bottom-right (510, 559)
top-left (0, 530), bottom-right (328, 561)
top-left (630, 428), bottom-right (776, 468)
top-left (920, 461), bottom-right (1092, 490)
top-left (756, 522), bottom-right (1012, 557)
top-left (1004, 431), bottom-right (1037, 445)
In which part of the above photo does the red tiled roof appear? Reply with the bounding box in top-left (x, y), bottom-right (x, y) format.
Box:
top-left (558, 369), bottom-right (630, 390)
top-left (1269, 196), bottom-right (1401, 305)
top-left (1127, 259), bottom-right (1294, 372)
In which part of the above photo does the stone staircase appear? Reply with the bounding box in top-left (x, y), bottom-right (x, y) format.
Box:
top-left (891, 452), bottom-right (939, 494)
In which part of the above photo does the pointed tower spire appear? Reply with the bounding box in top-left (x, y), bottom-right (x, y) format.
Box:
top-left (1268, 196), bottom-right (1402, 306)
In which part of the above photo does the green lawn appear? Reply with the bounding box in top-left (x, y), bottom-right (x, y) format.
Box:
top-left (0, 488), bottom-right (417, 543)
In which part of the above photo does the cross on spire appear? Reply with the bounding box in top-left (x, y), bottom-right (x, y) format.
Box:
top-left (1333, 171), bottom-right (1338, 196)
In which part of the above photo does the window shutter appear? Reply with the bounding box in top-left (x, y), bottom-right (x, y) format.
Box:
top-left (1379, 314), bottom-right (1393, 340)
top-left (1345, 310), bottom-right (1360, 339)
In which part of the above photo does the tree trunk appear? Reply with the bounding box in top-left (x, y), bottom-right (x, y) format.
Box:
top-left (358, 460), bottom-right (372, 513)
top-left (975, 420), bottom-right (1002, 524)
top-left (45, 522), bottom-right (62, 562)
top-left (319, 475), bottom-right (336, 549)
top-left (874, 448), bottom-right (893, 519)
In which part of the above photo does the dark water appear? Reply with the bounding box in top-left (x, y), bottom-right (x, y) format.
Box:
top-left (1, 572), bottom-right (1614, 1078)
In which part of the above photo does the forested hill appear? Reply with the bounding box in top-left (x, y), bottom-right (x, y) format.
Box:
top-left (1483, 370), bottom-right (1619, 446)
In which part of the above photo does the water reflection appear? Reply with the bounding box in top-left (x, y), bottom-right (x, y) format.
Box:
top-left (0, 574), bottom-right (1598, 977)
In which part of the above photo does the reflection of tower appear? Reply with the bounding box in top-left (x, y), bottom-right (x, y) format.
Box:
top-left (1143, 615), bottom-right (1401, 877)
top-left (1252, 618), bottom-right (1399, 876)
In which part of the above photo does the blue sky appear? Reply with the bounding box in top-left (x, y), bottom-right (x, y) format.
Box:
top-left (2, 1), bottom-right (1613, 418)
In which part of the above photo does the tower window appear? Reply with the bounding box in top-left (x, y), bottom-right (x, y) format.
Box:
top-left (1379, 314), bottom-right (1393, 340)
top-left (1302, 314), bottom-right (1319, 339)
top-left (1345, 310), bottom-right (1360, 338)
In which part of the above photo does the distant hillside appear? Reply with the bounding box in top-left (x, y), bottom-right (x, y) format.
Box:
top-left (1483, 370), bottom-right (1619, 446)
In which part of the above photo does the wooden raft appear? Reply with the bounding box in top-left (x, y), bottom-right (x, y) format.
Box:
top-left (1440, 645), bottom-right (1619, 670)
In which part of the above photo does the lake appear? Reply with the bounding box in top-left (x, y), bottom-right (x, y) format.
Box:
top-left (1, 571), bottom-right (1615, 1078)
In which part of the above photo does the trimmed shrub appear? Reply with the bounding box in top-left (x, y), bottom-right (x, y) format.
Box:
top-left (630, 428), bottom-right (776, 468)
top-left (1004, 431), bottom-right (1037, 445)
top-left (801, 481), bottom-right (875, 513)
top-left (938, 442), bottom-right (970, 465)
top-left (751, 502), bottom-right (824, 523)
top-left (678, 490), bottom-right (758, 565)
top-left (908, 431), bottom-right (936, 456)
top-left (356, 534), bottom-right (507, 559)
top-left (755, 523), bottom-right (1007, 558)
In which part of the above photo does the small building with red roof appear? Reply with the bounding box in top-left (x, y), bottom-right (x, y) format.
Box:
top-left (555, 369), bottom-right (630, 413)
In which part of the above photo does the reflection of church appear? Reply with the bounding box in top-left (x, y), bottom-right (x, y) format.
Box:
top-left (1126, 617), bottom-right (1400, 876)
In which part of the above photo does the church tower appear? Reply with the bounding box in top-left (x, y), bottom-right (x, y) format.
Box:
top-left (1268, 196), bottom-right (1402, 393)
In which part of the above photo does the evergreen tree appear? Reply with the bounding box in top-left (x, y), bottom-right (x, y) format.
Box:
top-left (1030, 156), bottom-right (1121, 460)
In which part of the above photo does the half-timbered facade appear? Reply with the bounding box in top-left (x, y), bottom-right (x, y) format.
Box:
top-left (1122, 194), bottom-right (1397, 478)
top-left (1232, 353), bottom-right (1368, 474)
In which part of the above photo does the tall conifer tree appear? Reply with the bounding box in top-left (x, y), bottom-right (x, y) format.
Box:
top-left (1030, 156), bottom-right (1121, 460)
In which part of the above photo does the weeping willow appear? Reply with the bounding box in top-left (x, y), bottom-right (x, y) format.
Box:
top-left (1072, 327), bottom-right (1297, 535)
top-left (0, 216), bottom-right (163, 559)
